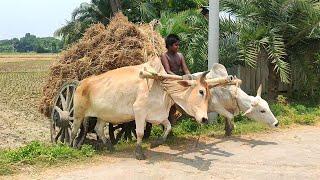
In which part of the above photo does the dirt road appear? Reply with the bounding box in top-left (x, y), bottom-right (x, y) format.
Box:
top-left (8, 126), bottom-right (320, 180)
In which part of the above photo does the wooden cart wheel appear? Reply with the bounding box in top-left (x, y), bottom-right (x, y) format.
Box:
top-left (50, 82), bottom-right (78, 144)
top-left (109, 121), bottom-right (152, 145)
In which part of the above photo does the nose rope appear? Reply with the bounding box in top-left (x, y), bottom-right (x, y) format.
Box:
top-left (231, 82), bottom-right (241, 116)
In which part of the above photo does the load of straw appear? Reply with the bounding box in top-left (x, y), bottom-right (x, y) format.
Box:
top-left (39, 13), bottom-right (165, 117)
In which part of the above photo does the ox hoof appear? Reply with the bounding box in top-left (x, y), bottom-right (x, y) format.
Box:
top-left (75, 143), bottom-right (82, 149)
top-left (107, 144), bottom-right (115, 152)
top-left (150, 139), bottom-right (164, 149)
top-left (71, 141), bottom-right (78, 148)
top-left (224, 124), bottom-right (234, 137)
top-left (224, 130), bottom-right (232, 137)
top-left (135, 146), bottom-right (146, 160)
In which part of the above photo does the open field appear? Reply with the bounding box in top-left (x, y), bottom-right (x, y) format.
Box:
top-left (0, 54), bottom-right (53, 149)
top-left (0, 53), bottom-right (58, 62)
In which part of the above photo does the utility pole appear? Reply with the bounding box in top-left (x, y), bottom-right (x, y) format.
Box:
top-left (208, 0), bottom-right (219, 68)
top-left (208, 0), bottom-right (219, 122)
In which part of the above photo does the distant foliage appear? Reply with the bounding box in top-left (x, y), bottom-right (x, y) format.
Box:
top-left (55, 0), bottom-right (208, 46)
top-left (0, 33), bottom-right (62, 53)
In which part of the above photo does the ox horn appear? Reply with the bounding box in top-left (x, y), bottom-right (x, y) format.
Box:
top-left (139, 70), bottom-right (182, 80)
top-left (257, 84), bottom-right (262, 97)
top-left (199, 71), bottom-right (210, 84)
top-left (243, 106), bottom-right (253, 116)
top-left (205, 75), bottom-right (233, 88)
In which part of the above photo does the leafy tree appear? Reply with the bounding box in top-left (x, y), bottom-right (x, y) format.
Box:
top-left (55, 0), bottom-right (114, 46)
top-left (15, 33), bottom-right (37, 52)
top-left (0, 40), bottom-right (15, 52)
top-left (55, 0), bottom-right (208, 46)
top-left (220, 0), bottom-right (320, 84)
top-left (0, 34), bottom-right (62, 53)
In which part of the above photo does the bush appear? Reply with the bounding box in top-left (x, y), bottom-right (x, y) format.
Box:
top-left (150, 125), bottom-right (164, 137)
top-left (173, 118), bottom-right (200, 135)
top-left (270, 103), bottom-right (290, 116)
top-left (294, 114), bottom-right (317, 125)
top-left (293, 104), bottom-right (308, 115)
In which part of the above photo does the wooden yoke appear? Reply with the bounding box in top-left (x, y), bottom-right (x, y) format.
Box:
top-left (139, 68), bottom-right (243, 88)
top-left (139, 68), bottom-right (182, 80)
top-left (206, 76), bottom-right (242, 88)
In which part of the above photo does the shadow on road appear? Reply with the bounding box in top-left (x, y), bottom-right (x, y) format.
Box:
top-left (145, 136), bottom-right (277, 171)
top-left (214, 136), bottom-right (278, 148)
top-left (94, 135), bottom-right (278, 171)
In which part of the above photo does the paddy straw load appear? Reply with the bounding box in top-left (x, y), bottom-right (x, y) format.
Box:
top-left (39, 13), bottom-right (166, 117)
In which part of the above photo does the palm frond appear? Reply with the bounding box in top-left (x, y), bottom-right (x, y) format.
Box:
top-left (266, 32), bottom-right (290, 83)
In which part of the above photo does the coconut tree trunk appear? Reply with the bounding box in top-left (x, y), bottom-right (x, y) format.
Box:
top-left (109, 0), bottom-right (121, 14)
top-left (268, 61), bottom-right (279, 101)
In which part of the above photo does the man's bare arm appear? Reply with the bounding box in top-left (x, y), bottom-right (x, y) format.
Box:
top-left (181, 54), bottom-right (191, 74)
top-left (161, 54), bottom-right (176, 75)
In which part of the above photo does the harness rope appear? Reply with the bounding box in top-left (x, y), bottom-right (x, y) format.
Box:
top-left (231, 81), bottom-right (242, 116)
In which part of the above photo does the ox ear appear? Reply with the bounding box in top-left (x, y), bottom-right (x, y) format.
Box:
top-left (252, 98), bottom-right (259, 106)
top-left (243, 106), bottom-right (253, 116)
top-left (177, 80), bottom-right (196, 87)
top-left (243, 98), bottom-right (259, 116)
top-left (243, 98), bottom-right (260, 116)
top-left (256, 84), bottom-right (262, 97)
top-left (210, 63), bottom-right (228, 78)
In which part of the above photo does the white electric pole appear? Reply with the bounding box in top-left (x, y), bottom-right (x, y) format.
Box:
top-left (208, 0), bottom-right (219, 122)
top-left (208, 0), bottom-right (219, 68)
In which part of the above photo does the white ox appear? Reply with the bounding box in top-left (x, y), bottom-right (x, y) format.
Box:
top-left (204, 63), bottom-right (279, 135)
top-left (70, 56), bottom-right (219, 160)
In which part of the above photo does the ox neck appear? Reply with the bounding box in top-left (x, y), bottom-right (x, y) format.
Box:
top-left (162, 84), bottom-right (191, 114)
top-left (235, 87), bottom-right (255, 113)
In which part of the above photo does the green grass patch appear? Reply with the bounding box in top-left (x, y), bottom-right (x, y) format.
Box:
top-left (0, 141), bottom-right (95, 176)
top-left (168, 116), bottom-right (270, 137)
top-left (271, 102), bottom-right (320, 127)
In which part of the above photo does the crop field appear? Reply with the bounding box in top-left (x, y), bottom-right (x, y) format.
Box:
top-left (0, 54), bottom-right (53, 149)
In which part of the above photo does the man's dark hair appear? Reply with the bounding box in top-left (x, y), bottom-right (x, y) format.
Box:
top-left (165, 34), bottom-right (180, 49)
top-left (201, 6), bottom-right (209, 16)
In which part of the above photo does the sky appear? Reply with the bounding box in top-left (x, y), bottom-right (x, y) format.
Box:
top-left (0, 0), bottom-right (90, 40)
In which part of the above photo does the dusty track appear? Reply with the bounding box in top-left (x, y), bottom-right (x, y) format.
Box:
top-left (0, 102), bottom-right (49, 149)
top-left (8, 126), bottom-right (320, 180)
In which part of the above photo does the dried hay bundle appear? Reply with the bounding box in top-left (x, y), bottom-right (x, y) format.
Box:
top-left (39, 13), bottom-right (165, 117)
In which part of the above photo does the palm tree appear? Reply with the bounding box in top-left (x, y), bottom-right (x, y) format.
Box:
top-left (158, 10), bottom-right (209, 73)
top-left (220, 0), bottom-right (320, 86)
top-left (55, 0), bottom-right (208, 46)
top-left (55, 0), bottom-right (114, 46)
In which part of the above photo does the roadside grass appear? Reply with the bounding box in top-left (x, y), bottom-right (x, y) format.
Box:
top-left (0, 141), bottom-right (95, 176)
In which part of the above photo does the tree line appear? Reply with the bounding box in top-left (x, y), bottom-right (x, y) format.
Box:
top-left (0, 33), bottom-right (63, 53)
